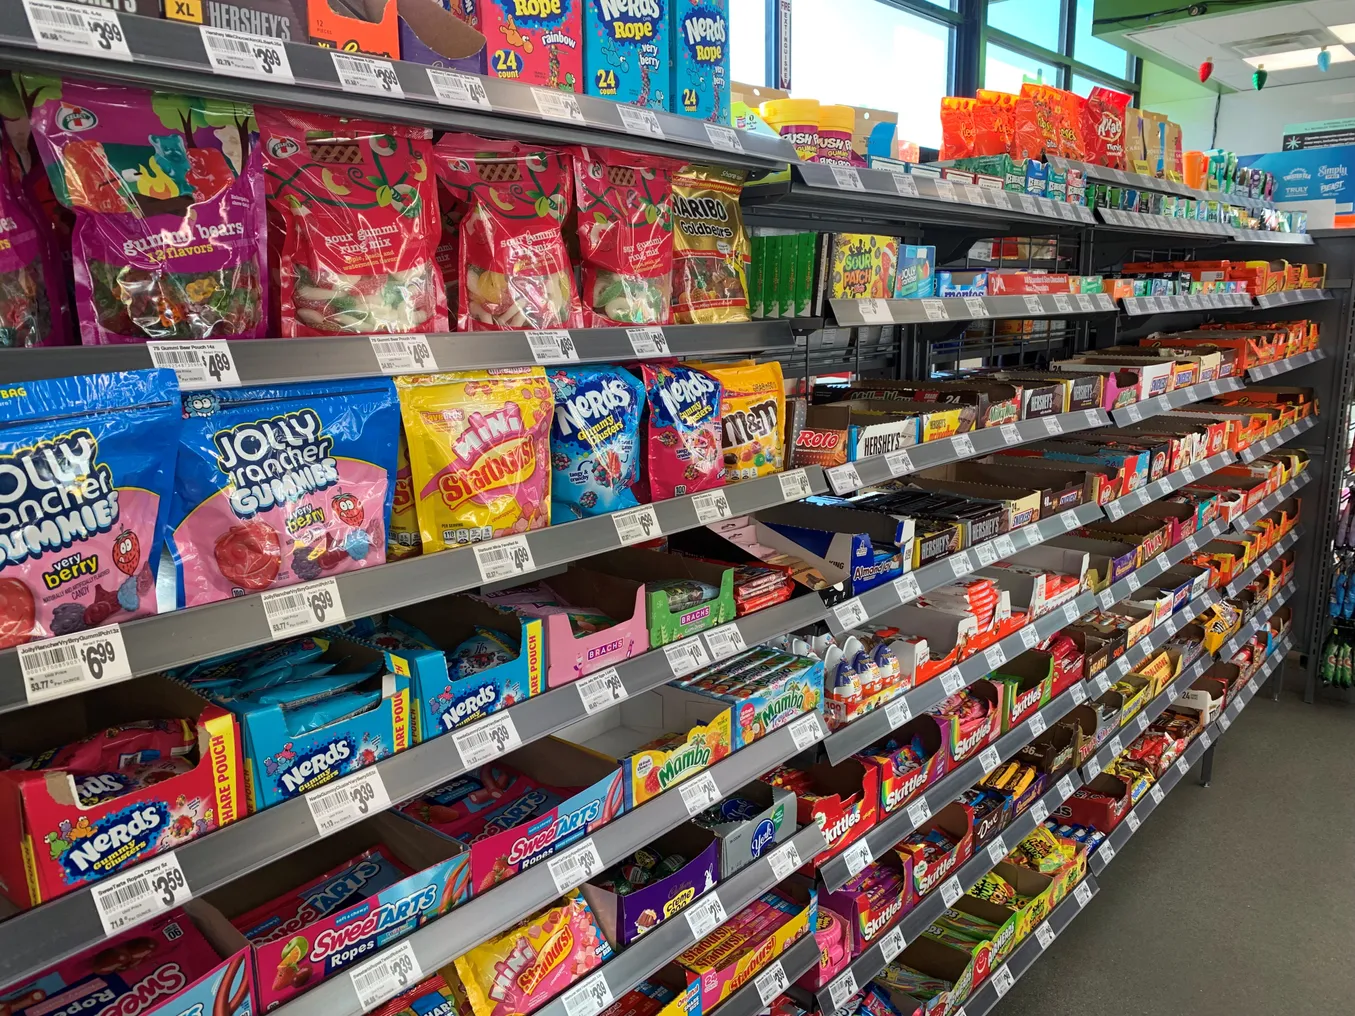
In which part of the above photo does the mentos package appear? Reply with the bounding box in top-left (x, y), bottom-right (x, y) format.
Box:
top-left (670, 0), bottom-right (729, 123)
top-left (640, 362), bottom-right (724, 500)
top-left (0, 130), bottom-right (69, 347)
top-left (549, 365), bottom-right (646, 519)
top-left (584, 0), bottom-right (670, 108)
top-left (165, 379), bottom-right (400, 608)
top-left (0, 370), bottom-right (178, 648)
top-left (470, 0), bottom-right (584, 89)
top-left (24, 76), bottom-right (268, 344)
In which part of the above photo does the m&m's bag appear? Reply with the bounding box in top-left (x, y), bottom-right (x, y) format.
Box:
top-left (695, 361), bottom-right (786, 482)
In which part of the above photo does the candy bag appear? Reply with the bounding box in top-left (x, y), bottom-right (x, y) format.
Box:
top-left (570, 147), bottom-right (678, 326)
top-left (973, 90), bottom-right (1016, 158)
top-left (388, 430), bottom-right (421, 560)
top-left (939, 97), bottom-right (976, 160)
top-left (696, 360), bottom-right (786, 481)
top-left (166, 379), bottom-right (400, 608)
top-left (0, 129), bottom-right (69, 346)
top-left (1082, 86), bottom-right (1130, 170)
top-left (24, 76), bottom-right (267, 344)
top-left (639, 362), bottom-right (724, 500)
top-left (396, 368), bottom-right (553, 550)
top-left (548, 365), bottom-right (646, 520)
top-left (0, 369), bottom-right (178, 647)
top-left (433, 135), bottom-right (582, 331)
top-left (257, 107), bottom-right (446, 336)
top-left (671, 165), bottom-right (750, 324)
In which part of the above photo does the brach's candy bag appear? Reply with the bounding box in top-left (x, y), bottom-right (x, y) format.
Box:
top-left (696, 360), bottom-right (785, 482)
top-left (640, 362), bottom-right (724, 500)
top-left (1083, 86), bottom-right (1131, 170)
top-left (397, 368), bottom-right (554, 550)
top-left (548, 365), bottom-right (646, 520)
top-left (434, 135), bottom-right (582, 331)
top-left (571, 146), bottom-right (678, 326)
top-left (0, 369), bottom-right (178, 648)
top-left (257, 107), bottom-right (446, 336)
top-left (24, 76), bottom-right (267, 344)
top-left (671, 165), bottom-right (750, 324)
top-left (166, 379), bottom-right (400, 608)
top-left (0, 130), bottom-right (69, 347)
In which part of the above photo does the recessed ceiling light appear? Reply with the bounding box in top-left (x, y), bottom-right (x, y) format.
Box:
top-left (1332, 23), bottom-right (1355, 44)
top-left (1243, 47), bottom-right (1354, 70)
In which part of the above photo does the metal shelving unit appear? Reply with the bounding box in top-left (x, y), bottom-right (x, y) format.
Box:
top-left (1108, 377), bottom-right (1245, 426)
top-left (1096, 207), bottom-right (1234, 238)
top-left (1254, 290), bottom-right (1334, 310)
top-left (1121, 294), bottom-right (1252, 316)
top-left (1232, 474), bottom-right (1312, 532)
top-left (828, 293), bottom-right (1115, 328)
top-left (1237, 416), bottom-right (1319, 464)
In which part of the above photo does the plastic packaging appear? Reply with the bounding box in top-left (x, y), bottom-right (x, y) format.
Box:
top-left (0, 128), bottom-right (69, 347)
top-left (671, 165), bottom-right (751, 324)
top-left (548, 365), bottom-right (646, 519)
top-left (639, 362), bottom-right (725, 500)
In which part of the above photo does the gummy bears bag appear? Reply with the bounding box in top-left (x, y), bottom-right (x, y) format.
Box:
top-left (671, 165), bottom-right (750, 324)
top-left (257, 107), bottom-right (447, 337)
top-left (166, 379), bottom-right (400, 608)
top-left (24, 76), bottom-right (267, 345)
top-left (640, 362), bottom-right (724, 500)
top-left (0, 369), bottom-right (179, 648)
top-left (0, 129), bottom-right (69, 347)
top-left (548, 365), bottom-right (646, 520)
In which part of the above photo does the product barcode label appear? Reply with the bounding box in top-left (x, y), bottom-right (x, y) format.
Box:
top-left (979, 746), bottom-right (1002, 773)
top-left (260, 578), bottom-right (345, 636)
top-left (1107, 735), bottom-right (1123, 757)
top-left (921, 299), bottom-right (948, 322)
top-left (1126, 573), bottom-right (1142, 592)
top-left (833, 597), bottom-right (869, 630)
top-left (1064, 602), bottom-right (1082, 624)
top-left (975, 541), bottom-right (999, 567)
top-left (778, 468), bottom-right (812, 499)
top-left (532, 87), bottom-right (584, 121)
top-left (894, 573), bottom-right (921, 602)
top-left (451, 713), bottom-right (521, 766)
top-left (1201, 730), bottom-right (1212, 748)
top-left (885, 448), bottom-right (913, 476)
top-left (988, 189), bottom-right (1010, 208)
top-left (1078, 293), bottom-right (1096, 312)
top-left (951, 432), bottom-right (977, 458)
top-left (1092, 673), bottom-right (1112, 696)
top-left (626, 325), bottom-right (669, 357)
top-left (753, 961), bottom-right (788, 1006)
top-left (306, 767), bottom-right (391, 835)
top-left (147, 340), bottom-right (240, 389)
top-left (984, 645), bottom-right (1005, 671)
top-left (1247, 677), bottom-right (1259, 694)
top-left (1084, 757), bottom-right (1101, 781)
top-left (1053, 295), bottom-right (1073, 315)
top-left (828, 971), bottom-right (858, 1010)
top-left (940, 876), bottom-right (963, 907)
top-left (941, 668), bottom-right (965, 695)
top-left (691, 489), bottom-right (732, 524)
top-left (613, 505), bottom-right (661, 546)
top-left (963, 296), bottom-right (989, 319)
top-left (1126, 811), bottom-right (1141, 833)
top-left (827, 462), bottom-right (864, 494)
top-left (856, 297), bottom-right (890, 325)
top-left (703, 623), bottom-right (747, 662)
top-left (830, 164), bottom-right (864, 191)
top-left (888, 170), bottom-right (919, 198)
top-left (664, 636), bottom-right (711, 677)
top-left (1098, 589), bottom-right (1115, 609)
top-left (949, 553), bottom-right (973, 579)
top-left (933, 179), bottom-right (957, 201)
top-left (1176, 756), bottom-right (1191, 776)
top-left (1023, 295), bottom-right (1044, 315)
top-left (200, 26), bottom-right (293, 82)
top-left (1136, 712), bottom-right (1149, 733)
top-left (679, 771), bottom-right (720, 816)
top-left (1020, 625), bottom-right (1040, 649)
top-left (962, 184), bottom-right (984, 205)
top-left (543, 838), bottom-right (604, 895)
top-left (525, 328), bottom-right (578, 363)
top-left (685, 892), bottom-right (728, 939)
top-left (426, 67), bottom-right (491, 107)
top-left (1019, 194), bottom-right (1039, 215)
top-left (1028, 711), bottom-right (1047, 737)
top-left (1060, 512), bottom-right (1079, 532)
top-left (704, 123), bottom-right (743, 152)
top-left (906, 796), bottom-right (932, 827)
top-left (369, 335), bottom-right (435, 374)
top-left (1030, 800), bottom-right (1049, 825)
top-left (994, 534), bottom-right (1016, 558)
top-left (767, 840), bottom-right (801, 880)
top-left (472, 534), bottom-right (536, 583)
top-left (1000, 424), bottom-right (1021, 446)
top-left (880, 925), bottom-right (906, 963)
top-left (92, 853), bottom-right (190, 936)
top-left (561, 972), bottom-right (613, 1016)
top-left (1045, 416), bottom-right (1064, 436)
top-left (1071, 683), bottom-right (1087, 706)
top-left (842, 838), bottom-right (873, 876)
top-left (331, 52), bottom-right (403, 96)
top-left (789, 714), bottom-right (823, 751)
top-left (1074, 880), bottom-right (1094, 907)
top-left (992, 965), bottom-right (1016, 998)
top-left (21, 624), bottom-right (131, 704)
top-left (24, 0), bottom-right (131, 59)
top-left (617, 104), bottom-right (664, 137)
top-left (1126, 404), bottom-right (1143, 422)
top-left (1057, 775), bottom-right (1076, 801)
top-left (1150, 784), bottom-right (1165, 804)
top-left (885, 696), bottom-right (912, 728)
top-left (577, 668), bottom-right (627, 715)
top-left (1036, 921), bottom-right (1056, 949)
top-left (987, 836), bottom-right (1007, 866)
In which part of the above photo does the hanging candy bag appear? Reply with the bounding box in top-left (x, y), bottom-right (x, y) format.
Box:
top-left (640, 362), bottom-right (724, 500)
top-left (0, 369), bottom-right (179, 648)
top-left (433, 135), bottom-right (582, 331)
top-left (694, 360), bottom-right (786, 482)
top-left (0, 129), bottom-right (69, 347)
top-left (166, 379), bottom-right (400, 608)
top-left (671, 165), bottom-right (751, 324)
top-left (548, 365), bottom-right (646, 520)
top-left (257, 107), bottom-right (446, 337)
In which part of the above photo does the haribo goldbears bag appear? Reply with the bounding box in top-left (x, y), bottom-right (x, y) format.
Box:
top-left (547, 366), bottom-right (646, 520)
top-left (640, 362), bottom-right (724, 501)
top-left (671, 165), bottom-right (750, 324)
top-left (0, 370), bottom-right (179, 648)
top-left (24, 76), bottom-right (267, 344)
top-left (396, 368), bottom-right (554, 550)
top-left (0, 129), bottom-right (69, 347)
top-left (696, 361), bottom-right (786, 482)
top-left (433, 135), bottom-right (582, 331)
top-left (166, 380), bottom-right (400, 608)
top-left (257, 107), bottom-right (447, 337)
top-left (570, 147), bottom-right (678, 326)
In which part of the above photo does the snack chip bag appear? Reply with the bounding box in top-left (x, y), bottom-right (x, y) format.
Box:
top-left (396, 368), bottom-right (553, 550)
top-left (388, 430), bottom-right (421, 560)
top-left (24, 76), bottom-right (267, 344)
top-left (570, 147), bottom-right (678, 326)
top-left (256, 107), bottom-right (445, 336)
top-left (696, 361), bottom-right (786, 482)
top-left (166, 379), bottom-right (400, 608)
top-left (671, 165), bottom-right (750, 324)
top-left (548, 366), bottom-right (646, 520)
top-left (939, 96), bottom-right (976, 160)
top-left (433, 135), bottom-right (582, 331)
top-left (0, 129), bottom-right (69, 347)
top-left (640, 362), bottom-right (724, 500)
top-left (0, 369), bottom-right (179, 647)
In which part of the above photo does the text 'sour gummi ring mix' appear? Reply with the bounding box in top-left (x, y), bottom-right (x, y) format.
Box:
top-left (396, 368), bottom-right (553, 551)
top-left (165, 379), bottom-right (400, 608)
top-left (548, 365), bottom-right (646, 520)
top-left (0, 369), bottom-right (179, 648)
top-left (639, 362), bottom-right (724, 501)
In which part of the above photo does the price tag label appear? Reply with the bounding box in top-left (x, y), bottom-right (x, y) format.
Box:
top-left (562, 973), bottom-right (614, 1016)
top-left (1020, 195), bottom-right (1039, 215)
top-left (148, 340), bottom-right (240, 389)
top-left (91, 853), bottom-right (191, 935)
top-left (1201, 730), bottom-right (1213, 748)
top-left (1031, 800), bottom-right (1050, 826)
top-left (906, 796), bottom-right (932, 828)
top-left (1078, 293), bottom-right (1097, 312)
top-left (963, 296), bottom-right (990, 319)
top-left (261, 578), bottom-right (345, 636)
top-left (952, 433), bottom-right (976, 457)
top-left (704, 123), bottom-right (743, 152)
top-left (577, 667), bottom-right (627, 715)
top-left (933, 179), bottom-right (957, 201)
top-left (833, 597), bottom-right (869, 630)
top-left (1053, 295), bottom-right (1074, 315)
top-left (473, 534), bottom-right (536, 584)
top-left (547, 838), bottom-right (604, 893)
top-left (890, 172), bottom-right (919, 198)
top-left (994, 534), bottom-right (1017, 558)
top-left (949, 553), bottom-right (973, 579)
top-left (984, 645), bottom-right (1005, 671)
top-left (690, 489), bottom-right (733, 526)
top-left (685, 893), bottom-right (728, 939)
top-left (1093, 673), bottom-right (1112, 696)
top-left (827, 463), bottom-right (864, 495)
top-left (1000, 424), bottom-right (1022, 446)
top-left (367, 335), bottom-right (435, 375)
top-left (753, 962), bottom-right (788, 1006)
top-left (1126, 404), bottom-right (1144, 423)
top-left (1023, 295), bottom-right (1044, 315)
top-left (664, 636), bottom-right (712, 678)
top-left (679, 771), bottom-right (721, 816)
top-left (767, 841), bottom-right (802, 880)
top-left (617, 104), bottom-right (664, 138)
top-left (828, 972), bottom-right (859, 1011)
top-left (704, 624), bottom-right (747, 662)
top-left (885, 696), bottom-right (912, 728)
top-left (940, 876), bottom-right (963, 907)
top-left (790, 714), bottom-right (823, 751)
top-left (625, 325), bottom-right (670, 358)
top-left (1176, 756), bottom-right (1191, 776)
top-left (426, 67), bottom-right (490, 108)
top-left (1071, 683), bottom-right (1087, 706)
top-left (975, 541), bottom-right (999, 567)
top-left (778, 468), bottom-right (812, 500)
top-left (1020, 625), bottom-right (1040, 650)
top-left (1064, 602), bottom-right (1083, 625)
top-left (941, 668), bottom-right (965, 695)
top-left (989, 189), bottom-right (1011, 209)
top-left (1074, 880), bottom-right (1094, 907)
top-left (349, 941), bottom-right (423, 1012)
top-left (24, 0), bottom-right (131, 59)
top-left (979, 746), bottom-right (1003, 774)
top-left (532, 87), bottom-right (584, 121)
top-left (1107, 735), bottom-right (1123, 757)
top-left (1126, 573), bottom-right (1142, 592)
top-left (331, 51), bottom-right (403, 96)
top-left (842, 838), bottom-right (874, 877)
top-left (1084, 756), bottom-right (1102, 781)
top-left (831, 164), bottom-right (865, 191)
top-left (526, 329), bottom-right (578, 363)
top-left (1036, 922), bottom-right (1056, 949)
top-left (1126, 811), bottom-right (1141, 833)
top-left (987, 836), bottom-right (1008, 866)
top-left (21, 624), bottom-right (131, 704)
top-left (199, 26), bottom-right (293, 82)
top-left (885, 449), bottom-right (914, 476)
top-left (452, 713), bottom-right (522, 767)
top-left (992, 966), bottom-right (1016, 998)
top-left (961, 184), bottom-right (985, 205)
top-left (1056, 775), bottom-right (1076, 801)
top-left (894, 573), bottom-right (921, 602)
top-left (1061, 512), bottom-right (1079, 532)
top-left (1136, 712), bottom-right (1149, 733)
top-left (1098, 841), bottom-right (1116, 865)
top-left (1149, 784), bottom-right (1165, 805)
top-left (1045, 417), bottom-right (1065, 436)
top-left (613, 505), bottom-right (661, 546)
top-left (880, 925), bottom-right (906, 963)
top-left (856, 297), bottom-right (891, 325)
top-left (1248, 677), bottom-right (1260, 695)
top-left (306, 767), bottom-right (390, 835)
top-left (921, 299), bottom-right (949, 322)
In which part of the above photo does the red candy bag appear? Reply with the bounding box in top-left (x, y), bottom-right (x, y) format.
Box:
top-left (972, 90), bottom-right (1016, 158)
top-left (639, 362), bottom-right (724, 500)
top-left (258, 108), bottom-right (447, 336)
top-left (19, 719), bottom-right (195, 774)
top-left (939, 97), bottom-right (977, 161)
top-left (1082, 86), bottom-right (1131, 170)
top-left (433, 135), bottom-right (582, 332)
top-left (570, 147), bottom-right (678, 327)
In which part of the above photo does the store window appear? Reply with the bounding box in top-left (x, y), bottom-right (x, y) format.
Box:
top-left (985, 45), bottom-right (1059, 94)
top-left (1073, 0), bottom-right (1133, 80)
top-left (1071, 74), bottom-right (1131, 100)
top-left (730, 0), bottom-right (768, 87)
top-left (986, 0), bottom-right (1063, 56)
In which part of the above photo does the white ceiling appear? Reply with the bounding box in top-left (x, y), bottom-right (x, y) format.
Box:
top-left (1124, 0), bottom-right (1355, 90)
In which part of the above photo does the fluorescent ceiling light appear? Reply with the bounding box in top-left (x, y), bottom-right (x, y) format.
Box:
top-left (1243, 47), bottom-right (1354, 70)
top-left (1332, 23), bottom-right (1355, 44)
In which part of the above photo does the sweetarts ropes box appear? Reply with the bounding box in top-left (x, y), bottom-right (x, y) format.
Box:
top-left (585, 0), bottom-right (670, 109)
top-left (0, 677), bottom-right (244, 910)
top-left (670, 0), bottom-right (729, 123)
top-left (472, 0), bottom-right (584, 89)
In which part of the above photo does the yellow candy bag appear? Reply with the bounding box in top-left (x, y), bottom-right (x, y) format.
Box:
top-left (387, 431), bottom-right (422, 560)
top-left (396, 367), bottom-right (553, 551)
top-left (694, 360), bottom-right (786, 481)
top-left (671, 165), bottom-right (751, 324)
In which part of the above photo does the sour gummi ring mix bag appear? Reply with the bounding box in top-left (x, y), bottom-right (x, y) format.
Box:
top-left (0, 369), bottom-right (179, 648)
top-left (570, 147), bottom-right (678, 326)
top-left (0, 129), bottom-right (69, 347)
top-left (639, 362), bottom-right (724, 500)
top-left (432, 135), bottom-right (583, 332)
top-left (23, 76), bottom-right (268, 344)
top-left (547, 365), bottom-right (645, 520)
top-left (258, 107), bottom-right (447, 337)
top-left (166, 379), bottom-right (400, 608)
top-left (396, 367), bottom-right (553, 551)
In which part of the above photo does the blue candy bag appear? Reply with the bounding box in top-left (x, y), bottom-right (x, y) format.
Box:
top-left (548, 366), bottom-right (646, 520)
top-left (166, 379), bottom-right (400, 608)
top-left (0, 369), bottom-right (180, 648)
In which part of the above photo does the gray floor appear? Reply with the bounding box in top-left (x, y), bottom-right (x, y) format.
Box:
top-left (997, 681), bottom-right (1355, 1015)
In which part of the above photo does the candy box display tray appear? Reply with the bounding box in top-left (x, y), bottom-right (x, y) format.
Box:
top-left (695, 779), bottom-right (797, 878)
top-left (764, 757), bottom-right (879, 867)
top-left (819, 847), bottom-right (916, 954)
top-left (857, 713), bottom-right (949, 815)
top-left (897, 801), bottom-right (974, 901)
top-left (588, 548), bottom-right (739, 649)
top-left (890, 934), bottom-right (980, 1016)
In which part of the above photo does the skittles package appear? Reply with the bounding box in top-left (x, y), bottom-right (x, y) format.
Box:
top-left (24, 77), bottom-right (267, 344)
top-left (640, 362), bottom-right (724, 500)
top-left (548, 366), bottom-right (646, 520)
top-left (396, 368), bottom-right (554, 550)
top-left (165, 379), bottom-right (400, 608)
top-left (0, 129), bottom-right (69, 347)
top-left (696, 361), bottom-right (785, 481)
top-left (0, 370), bottom-right (179, 648)
top-left (671, 165), bottom-right (750, 324)
top-left (257, 108), bottom-right (446, 336)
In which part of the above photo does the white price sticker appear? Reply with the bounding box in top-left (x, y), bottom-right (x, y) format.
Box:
top-left (1044, 417), bottom-right (1066, 437)
top-left (975, 541), bottom-right (999, 567)
top-left (1098, 842), bottom-right (1116, 865)
top-left (1031, 800), bottom-right (1050, 825)
top-left (933, 179), bottom-right (957, 201)
top-left (473, 534), bottom-right (536, 583)
top-left (1020, 195), bottom-right (1040, 215)
top-left (24, 0), bottom-right (131, 59)
top-left (979, 746), bottom-right (1003, 773)
top-left (1248, 678), bottom-right (1260, 695)
top-left (753, 962), bottom-right (788, 1006)
top-left (885, 449), bottom-right (914, 476)
top-left (349, 942), bottom-right (423, 1012)
top-left (885, 696), bottom-right (913, 728)
top-left (778, 468), bottom-right (812, 500)
top-left (953, 433), bottom-right (976, 457)
top-left (692, 489), bottom-right (732, 524)
top-left (1126, 573), bottom-right (1142, 592)
top-left (984, 645), bottom-right (1005, 671)
top-left (626, 325), bottom-right (669, 357)
top-left (704, 623), bottom-right (747, 661)
top-left (992, 966), bottom-right (1016, 998)
top-left (1074, 881), bottom-right (1094, 907)
top-left (941, 668), bottom-right (965, 695)
top-left (562, 973), bottom-right (614, 1016)
top-left (576, 668), bottom-right (627, 715)
top-left (664, 636), bottom-right (712, 677)
top-left (685, 893), bottom-right (728, 939)
top-left (1126, 811), bottom-right (1141, 833)
top-left (1136, 712), bottom-right (1149, 733)
top-left (546, 839), bottom-right (604, 893)
top-left (940, 876), bottom-right (963, 907)
top-left (833, 597), bottom-right (869, 630)
top-left (961, 184), bottom-right (985, 205)
top-left (1057, 775), bottom-right (1076, 800)
top-left (789, 715), bottom-right (824, 751)
top-left (1028, 711), bottom-right (1048, 737)
top-left (1020, 625), bottom-right (1040, 650)
top-left (147, 340), bottom-right (240, 389)
top-left (1000, 424), bottom-right (1022, 446)
top-left (1084, 757), bottom-right (1102, 781)
top-left (1150, 784), bottom-right (1165, 804)
top-left (426, 67), bottom-right (491, 108)
top-left (92, 853), bottom-right (191, 935)
top-left (987, 836), bottom-right (1008, 866)
top-left (1071, 683), bottom-right (1087, 705)
top-left (894, 573), bottom-right (922, 602)
top-left (828, 972), bottom-right (859, 1011)
top-left (452, 713), bottom-right (522, 766)
top-left (613, 505), bottom-right (662, 545)
top-left (1078, 293), bottom-right (1097, 312)
top-left (704, 123), bottom-right (744, 152)
top-left (921, 299), bottom-right (949, 322)
top-left (880, 925), bottom-right (906, 963)
top-left (995, 534), bottom-right (1017, 558)
top-left (890, 172), bottom-right (920, 198)
top-left (331, 51), bottom-right (403, 96)
top-left (21, 624), bottom-right (131, 704)
top-left (1092, 673), bottom-right (1112, 696)
top-left (199, 26), bottom-right (293, 82)
top-left (526, 329), bottom-right (579, 363)
top-left (1053, 295), bottom-right (1074, 315)
top-left (1024, 295), bottom-right (1044, 315)
top-left (963, 296), bottom-right (990, 319)
top-left (533, 87), bottom-right (584, 121)
top-left (906, 796), bottom-right (932, 828)
top-left (1185, 536), bottom-right (1199, 552)
top-left (1126, 404), bottom-right (1144, 422)
top-left (1064, 602), bottom-right (1082, 624)
top-left (679, 772), bottom-right (721, 816)
top-left (260, 578), bottom-right (345, 636)
top-left (767, 841), bottom-right (802, 880)
top-left (842, 838), bottom-right (874, 876)
top-left (949, 553), bottom-right (973, 578)
top-left (831, 164), bottom-right (865, 191)
top-left (306, 767), bottom-right (390, 835)
top-left (856, 297), bottom-right (890, 324)
top-left (1176, 756), bottom-right (1191, 776)
top-left (828, 463), bottom-right (864, 494)
top-left (368, 335), bottom-right (435, 375)
top-left (1201, 730), bottom-right (1213, 748)
top-left (1036, 922), bottom-right (1056, 949)
top-left (617, 105), bottom-right (664, 138)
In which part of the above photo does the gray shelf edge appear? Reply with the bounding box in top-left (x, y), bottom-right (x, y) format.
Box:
top-left (1094, 206), bottom-right (1234, 238)
top-left (1102, 451), bottom-right (1236, 521)
top-left (1120, 294), bottom-right (1253, 317)
top-left (1109, 377), bottom-right (1245, 427)
top-left (1230, 229), bottom-right (1315, 246)
top-left (828, 293), bottom-right (1115, 328)
top-left (706, 928), bottom-right (823, 1016)
top-left (1232, 475), bottom-right (1312, 531)
top-left (1210, 636), bottom-right (1288, 737)
top-left (1097, 517), bottom-right (1230, 606)
top-left (1223, 534), bottom-right (1301, 599)
top-left (1237, 416), bottom-right (1319, 464)
top-left (1245, 349), bottom-right (1327, 381)
top-left (1252, 291), bottom-right (1333, 311)
top-left (1093, 588), bottom-right (1224, 687)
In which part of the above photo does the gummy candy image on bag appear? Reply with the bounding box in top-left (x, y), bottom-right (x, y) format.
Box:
top-left (640, 362), bottom-right (724, 500)
top-left (0, 369), bottom-right (179, 648)
top-left (696, 360), bottom-right (785, 481)
top-left (0, 128), bottom-right (69, 347)
top-left (548, 365), bottom-right (646, 520)
top-left (434, 135), bottom-right (582, 332)
top-left (258, 107), bottom-right (446, 336)
top-left (671, 164), bottom-right (750, 324)
top-left (24, 76), bottom-right (268, 344)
